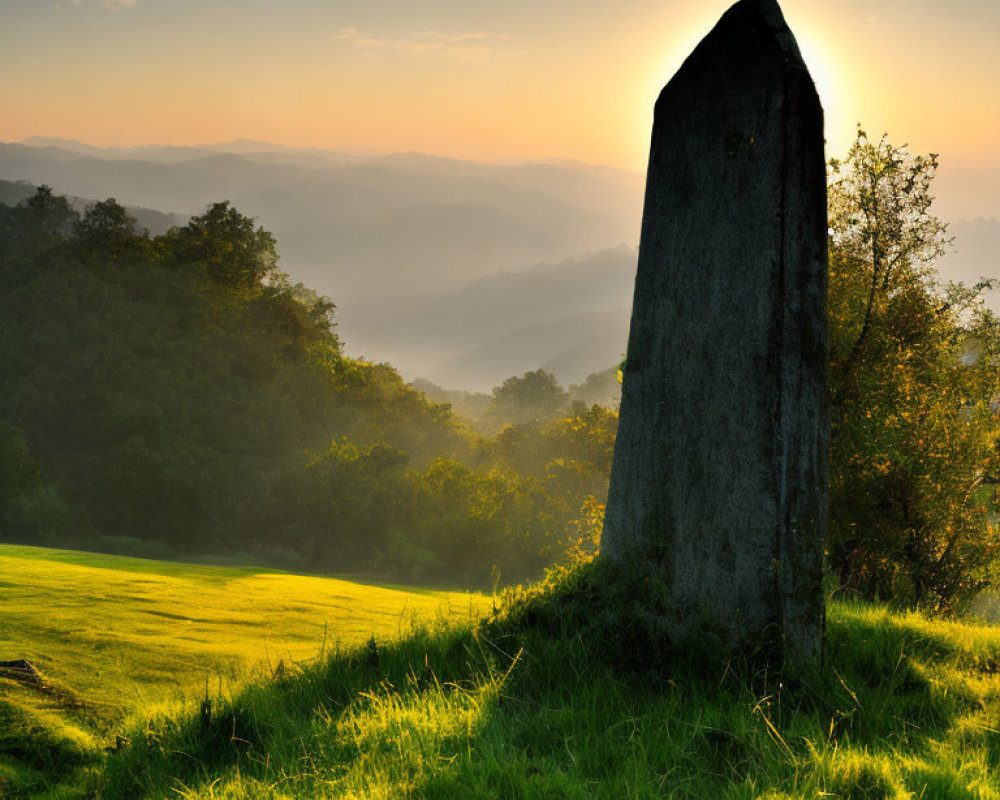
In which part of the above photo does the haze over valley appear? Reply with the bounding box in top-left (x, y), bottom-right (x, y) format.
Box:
top-left (0, 138), bottom-right (645, 390)
top-left (3, 137), bottom-right (995, 391)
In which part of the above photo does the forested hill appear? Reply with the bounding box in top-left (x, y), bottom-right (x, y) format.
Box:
top-left (0, 178), bottom-right (187, 236)
top-left (0, 187), bottom-right (616, 586)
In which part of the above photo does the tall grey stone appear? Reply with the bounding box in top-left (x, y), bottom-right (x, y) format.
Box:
top-left (600, 0), bottom-right (828, 662)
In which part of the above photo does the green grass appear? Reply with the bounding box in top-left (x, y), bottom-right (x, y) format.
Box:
top-left (0, 543), bottom-right (487, 798)
top-left (100, 560), bottom-right (1000, 800)
top-left (7, 546), bottom-right (1000, 799)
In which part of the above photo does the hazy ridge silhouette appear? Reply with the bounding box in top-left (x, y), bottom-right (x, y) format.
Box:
top-left (2, 139), bottom-right (993, 390)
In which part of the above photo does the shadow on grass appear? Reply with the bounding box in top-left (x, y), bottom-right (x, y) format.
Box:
top-left (99, 562), bottom-right (1000, 799)
top-left (0, 686), bottom-right (108, 800)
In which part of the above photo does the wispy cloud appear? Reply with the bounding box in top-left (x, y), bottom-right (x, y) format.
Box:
top-left (60, 0), bottom-right (136, 8)
top-left (331, 28), bottom-right (512, 60)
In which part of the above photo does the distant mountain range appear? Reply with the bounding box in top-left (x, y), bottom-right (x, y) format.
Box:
top-left (0, 138), bottom-right (643, 389)
top-left (353, 247), bottom-right (636, 388)
top-left (428, 308), bottom-right (630, 391)
top-left (2, 137), bottom-right (996, 390)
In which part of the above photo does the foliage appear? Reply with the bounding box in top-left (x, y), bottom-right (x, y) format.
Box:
top-left (14, 184), bottom-right (77, 238)
top-left (559, 495), bottom-right (605, 564)
top-left (74, 197), bottom-right (150, 264)
top-left (485, 368), bottom-right (568, 428)
top-left (568, 365), bottom-right (621, 410)
top-left (827, 129), bottom-right (1000, 611)
top-left (0, 187), bottom-right (615, 588)
top-left (0, 421), bottom-right (40, 507)
top-left (162, 200), bottom-right (278, 288)
top-left (0, 421), bottom-right (70, 543)
top-left (477, 403), bottom-right (617, 496)
top-left (0, 190), bottom-right (455, 569)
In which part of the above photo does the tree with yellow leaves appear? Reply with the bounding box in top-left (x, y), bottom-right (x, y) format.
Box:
top-left (827, 129), bottom-right (1000, 611)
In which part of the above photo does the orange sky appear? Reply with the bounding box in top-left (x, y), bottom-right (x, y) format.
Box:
top-left (2, 0), bottom-right (998, 171)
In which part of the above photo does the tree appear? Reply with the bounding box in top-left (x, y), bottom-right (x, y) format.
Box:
top-left (164, 201), bottom-right (277, 288)
top-left (828, 129), bottom-right (950, 390)
top-left (827, 129), bottom-right (1000, 610)
top-left (0, 185), bottom-right (78, 254)
top-left (487, 369), bottom-right (568, 427)
top-left (256, 270), bottom-right (340, 352)
top-left (0, 420), bottom-right (70, 542)
top-left (19, 185), bottom-right (78, 237)
top-left (568, 366), bottom-right (621, 410)
top-left (74, 198), bottom-right (148, 263)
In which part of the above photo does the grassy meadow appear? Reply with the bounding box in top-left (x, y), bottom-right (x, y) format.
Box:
top-left (0, 544), bottom-right (487, 798)
top-left (102, 563), bottom-right (1000, 800)
top-left (7, 544), bottom-right (1000, 799)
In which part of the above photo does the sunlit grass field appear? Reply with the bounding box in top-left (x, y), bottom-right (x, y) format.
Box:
top-left (0, 543), bottom-right (487, 798)
top-left (104, 562), bottom-right (1000, 800)
top-left (7, 544), bottom-right (1000, 800)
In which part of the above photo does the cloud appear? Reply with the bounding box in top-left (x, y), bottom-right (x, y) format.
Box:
top-left (331, 28), bottom-right (512, 60)
top-left (59, 0), bottom-right (136, 8)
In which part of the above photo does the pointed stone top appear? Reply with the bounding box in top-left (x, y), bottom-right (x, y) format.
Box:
top-left (657, 0), bottom-right (815, 113)
top-left (740, 0), bottom-right (804, 62)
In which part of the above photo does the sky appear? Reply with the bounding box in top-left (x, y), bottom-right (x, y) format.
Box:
top-left (1, 0), bottom-right (998, 172)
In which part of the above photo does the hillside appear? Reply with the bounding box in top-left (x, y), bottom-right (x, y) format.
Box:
top-left (0, 139), bottom-right (644, 385)
top-left (0, 192), bottom-right (463, 571)
top-left (0, 178), bottom-right (186, 235)
top-left (0, 543), bottom-right (486, 798)
top-left (8, 547), bottom-right (1000, 799)
top-left (109, 569), bottom-right (1000, 800)
top-left (0, 188), bottom-right (617, 586)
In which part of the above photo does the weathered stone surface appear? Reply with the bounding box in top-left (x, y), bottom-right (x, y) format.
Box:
top-left (600, 0), bottom-right (828, 662)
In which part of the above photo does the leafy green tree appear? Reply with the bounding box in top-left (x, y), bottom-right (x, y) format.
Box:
top-left (74, 198), bottom-right (149, 263)
top-left (827, 129), bottom-right (1000, 610)
top-left (487, 369), bottom-right (568, 428)
top-left (18, 185), bottom-right (78, 237)
top-left (568, 366), bottom-right (621, 410)
top-left (0, 421), bottom-right (40, 510)
top-left (410, 379), bottom-right (493, 428)
top-left (164, 201), bottom-right (277, 288)
top-left (404, 458), bottom-right (560, 584)
top-left (828, 130), bottom-right (950, 388)
top-left (0, 420), bottom-right (71, 542)
top-left (0, 185), bottom-right (78, 258)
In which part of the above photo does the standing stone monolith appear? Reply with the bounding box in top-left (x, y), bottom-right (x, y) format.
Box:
top-left (600, 0), bottom-right (828, 663)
